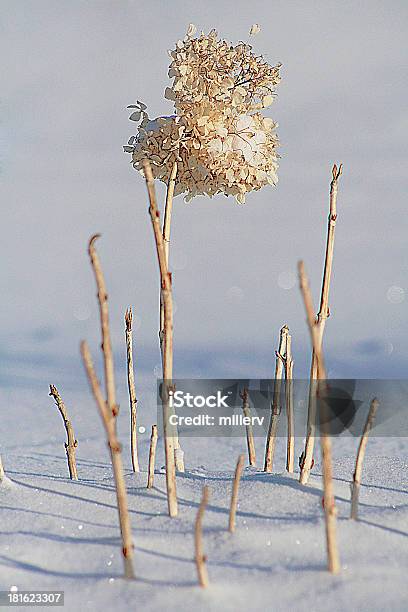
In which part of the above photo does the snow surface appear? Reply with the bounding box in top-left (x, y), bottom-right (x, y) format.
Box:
top-left (1, 388), bottom-right (407, 611)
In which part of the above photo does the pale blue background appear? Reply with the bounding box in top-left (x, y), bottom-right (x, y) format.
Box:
top-left (1, 0), bottom-right (407, 411)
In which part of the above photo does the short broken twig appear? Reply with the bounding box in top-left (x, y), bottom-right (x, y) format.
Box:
top-left (229, 454), bottom-right (245, 532)
top-left (49, 385), bottom-right (78, 480)
top-left (240, 388), bottom-right (256, 466)
top-left (147, 425), bottom-right (158, 489)
top-left (264, 325), bottom-right (288, 472)
top-left (195, 485), bottom-right (210, 588)
top-left (350, 398), bottom-right (379, 520)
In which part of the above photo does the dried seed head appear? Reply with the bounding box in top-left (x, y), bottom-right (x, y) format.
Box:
top-left (125, 27), bottom-right (281, 204)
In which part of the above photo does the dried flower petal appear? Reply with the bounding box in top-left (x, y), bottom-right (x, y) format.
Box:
top-left (249, 24), bottom-right (261, 36)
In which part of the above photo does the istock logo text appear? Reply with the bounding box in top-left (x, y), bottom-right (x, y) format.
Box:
top-left (168, 390), bottom-right (230, 409)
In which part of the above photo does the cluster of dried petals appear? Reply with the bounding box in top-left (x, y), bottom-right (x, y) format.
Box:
top-left (125, 28), bottom-right (281, 203)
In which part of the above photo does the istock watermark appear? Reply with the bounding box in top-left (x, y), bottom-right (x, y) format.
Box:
top-left (169, 389), bottom-right (230, 409)
top-left (157, 379), bottom-right (408, 438)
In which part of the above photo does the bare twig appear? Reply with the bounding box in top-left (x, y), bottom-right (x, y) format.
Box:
top-left (229, 454), bottom-right (245, 532)
top-left (300, 164), bottom-right (342, 485)
top-left (143, 159), bottom-right (178, 517)
top-left (0, 455), bottom-right (4, 482)
top-left (285, 333), bottom-right (295, 473)
top-left (88, 234), bottom-right (117, 415)
top-left (195, 485), bottom-right (210, 588)
top-left (125, 308), bottom-right (139, 473)
top-left (240, 389), bottom-right (256, 466)
top-left (82, 234), bottom-right (135, 579)
top-left (350, 398), bottom-right (379, 520)
top-left (298, 260), bottom-right (340, 574)
top-left (81, 341), bottom-right (135, 579)
top-left (49, 385), bottom-right (78, 480)
top-left (147, 425), bottom-right (158, 489)
top-left (264, 325), bottom-right (288, 472)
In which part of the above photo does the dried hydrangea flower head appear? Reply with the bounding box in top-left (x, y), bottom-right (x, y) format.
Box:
top-left (125, 27), bottom-right (281, 203)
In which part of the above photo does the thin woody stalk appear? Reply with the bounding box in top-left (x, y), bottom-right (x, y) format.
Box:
top-left (195, 485), bottom-right (210, 588)
top-left (125, 308), bottom-right (139, 473)
top-left (83, 234), bottom-right (135, 578)
top-left (229, 454), bottom-right (245, 532)
top-left (161, 161), bottom-right (184, 473)
top-left (81, 341), bottom-right (135, 579)
top-left (350, 398), bottom-right (379, 520)
top-left (300, 164), bottom-right (342, 485)
top-left (264, 325), bottom-right (288, 472)
top-left (285, 333), bottom-right (295, 473)
top-left (240, 389), bottom-right (256, 466)
top-left (163, 161), bottom-right (178, 266)
top-left (49, 385), bottom-right (78, 480)
top-left (143, 159), bottom-right (178, 517)
top-left (0, 455), bottom-right (4, 482)
top-left (147, 424), bottom-right (158, 489)
top-left (298, 260), bottom-right (340, 574)
top-left (88, 234), bottom-right (117, 415)
top-left (159, 161), bottom-right (178, 352)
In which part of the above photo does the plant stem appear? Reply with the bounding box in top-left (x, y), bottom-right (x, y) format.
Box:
top-left (88, 234), bottom-right (117, 416)
top-left (298, 260), bottom-right (340, 575)
top-left (229, 454), bottom-right (245, 532)
top-left (195, 485), bottom-right (210, 588)
top-left (125, 308), bottom-right (139, 473)
top-left (143, 159), bottom-right (178, 517)
top-left (264, 325), bottom-right (288, 472)
top-left (81, 341), bottom-right (135, 580)
top-left (350, 398), bottom-right (379, 520)
top-left (147, 425), bottom-right (158, 489)
top-left (300, 164), bottom-right (342, 485)
top-left (285, 333), bottom-right (295, 473)
top-left (82, 234), bottom-right (135, 579)
top-left (160, 162), bottom-right (184, 472)
top-left (240, 388), bottom-right (256, 466)
top-left (163, 161), bottom-right (177, 266)
top-left (49, 385), bottom-right (78, 480)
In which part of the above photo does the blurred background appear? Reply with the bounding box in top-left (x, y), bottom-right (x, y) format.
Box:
top-left (1, 0), bottom-right (407, 432)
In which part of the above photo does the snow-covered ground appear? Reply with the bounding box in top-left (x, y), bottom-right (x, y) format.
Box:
top-left (1, 387), bottom-right (407, 611)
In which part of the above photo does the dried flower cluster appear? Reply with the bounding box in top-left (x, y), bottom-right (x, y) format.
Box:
top-left (125, 27), bottom-right (281, 203)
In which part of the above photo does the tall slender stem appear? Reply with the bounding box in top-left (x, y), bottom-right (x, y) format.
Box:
top-left (298, 260), bottom-right (340, 575)
top-left (88, 234), bottom-right (117, 415)
top-left (125, 308), bottom-right (139, 473)
top-left (159, 162), bottom-right (184, 472)
top-left (143, 159), bottom-right (178, 517)
top-left (300, 164), bottom-right (342, 485)
top-left (81, 341), bottom-right (135, 579)
top-left (285, 333), bottom-right (295, 473)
